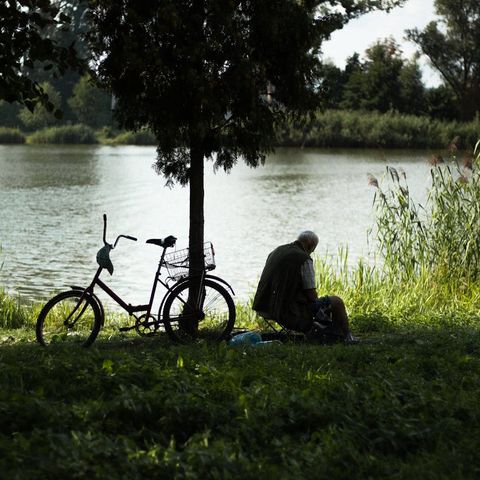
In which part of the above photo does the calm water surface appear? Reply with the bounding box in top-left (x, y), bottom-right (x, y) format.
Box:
top-left (0, 145), bottom-right (434, 308)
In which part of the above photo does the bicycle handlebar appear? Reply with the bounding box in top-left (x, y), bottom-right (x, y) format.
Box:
top-left (114, 234), bottom-right (138, 247)
top-left (102, 214), bottom-right (137, 248)
top-left (103, 213), bottom-right (107, 245)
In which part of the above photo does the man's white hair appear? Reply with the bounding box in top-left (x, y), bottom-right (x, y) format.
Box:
top-left (297, 230), bottom-right (319, 246)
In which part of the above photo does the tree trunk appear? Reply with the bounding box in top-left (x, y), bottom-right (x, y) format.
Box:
top-left (185, 143), bottom-right (204, 336)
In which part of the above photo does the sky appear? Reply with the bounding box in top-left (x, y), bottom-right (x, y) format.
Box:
top-left (321, 0), bottom-right (442, 87)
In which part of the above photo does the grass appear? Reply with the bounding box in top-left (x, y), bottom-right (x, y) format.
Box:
top-left (1, 260), bottom-right (480, 478)
top-left (2, 148), bottom-right (480, 477)
top-left (0, 289), bottom-right (33, 329)
top-left (25, 125), bottom-right (157, 146)
top-left (0, 325), bottom-right (479, 478)
top-left (368, 151), bottom-right (480, 284)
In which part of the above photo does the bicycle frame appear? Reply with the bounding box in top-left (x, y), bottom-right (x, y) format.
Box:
top-left (36, 214), bottom-right (236, 348)
top-left (70, 246), bottom-right (215, 328)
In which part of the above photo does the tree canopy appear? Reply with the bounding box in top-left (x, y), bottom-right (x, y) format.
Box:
top-left (407, 0), bottom-right (480, 120)
top-left (341, 38), bottom-right (425, 114)
top-left (0, 0), bottom-right (82, 116)
top-left (68, 74), bottom-right (111, 128)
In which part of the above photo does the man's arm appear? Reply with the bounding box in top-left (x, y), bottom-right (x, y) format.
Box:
top-left (300, 258), bottom-right (317, 303)
top-left (304, 288), bottom-right (318, 303)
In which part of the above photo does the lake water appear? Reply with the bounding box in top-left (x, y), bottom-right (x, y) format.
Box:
top-left (0, 145), bottom-right (435, 308)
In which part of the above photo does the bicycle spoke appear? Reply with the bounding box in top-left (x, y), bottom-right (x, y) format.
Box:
top-left (163, 279), bottom-right (235, 343)
top-left (36, 291), bottom-right (101, 347)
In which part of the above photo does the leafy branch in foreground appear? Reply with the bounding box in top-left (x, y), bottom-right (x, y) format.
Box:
top-left (0, 1), bottom-right (82, 116)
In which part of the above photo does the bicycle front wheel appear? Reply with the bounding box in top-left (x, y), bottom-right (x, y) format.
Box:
top-left (36, 290), bottom-right (102, 347)
top-left (162, 279), bottom-right (236, 343)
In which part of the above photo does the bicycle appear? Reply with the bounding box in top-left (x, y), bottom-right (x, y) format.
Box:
top-left (36, 214), bottom-right (236, 347)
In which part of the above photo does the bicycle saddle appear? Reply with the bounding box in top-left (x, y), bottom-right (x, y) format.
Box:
top-left (146, 235), bottom-right (177, 248)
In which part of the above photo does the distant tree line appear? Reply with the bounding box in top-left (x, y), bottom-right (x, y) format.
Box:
top-left (0, 0), bottom-right (479, 132)
top-left (0, 75), bottom-right (112, 131)
top-left (0, 37), bottom-right (461, 132)
top-left (320, 38), bottom-right (458, 120)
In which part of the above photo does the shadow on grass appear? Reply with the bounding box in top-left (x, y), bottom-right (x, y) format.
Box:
top-left (1, 315), bottom-right (480, 359)
top-left (1, 317), bottom-right (480, 480)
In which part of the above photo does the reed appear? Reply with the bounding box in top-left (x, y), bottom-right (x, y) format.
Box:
top-left (109, 128), bottom-right (157, 145)
top-left (27, 124), bottom-right (97, 144)
top-left (0, 127), bottom-right (25, 144)
top-left (312, 249), bottom-right (480, 335)
top-left (277, 110), bottom-right (480, 150)
top-left (368, 146), bottom-right (480, 284)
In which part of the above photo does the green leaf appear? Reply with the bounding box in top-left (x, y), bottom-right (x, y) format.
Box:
top-left (102, 359), bottom-right (114, 374)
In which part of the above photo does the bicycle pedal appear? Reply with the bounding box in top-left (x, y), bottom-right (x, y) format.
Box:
top-left (119, 325), bottom-right (136, 332)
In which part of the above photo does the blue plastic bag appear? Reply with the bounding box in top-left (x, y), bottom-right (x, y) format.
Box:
top-left (228, 331), bottom-right (262, 346)
top-left (228, 332), bottom-right (282, 347)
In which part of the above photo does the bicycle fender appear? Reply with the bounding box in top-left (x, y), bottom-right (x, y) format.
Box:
top-left (69, 286), bottom-right (106, 326)
top-left (205, 275), bottom-right (235, 296)
top-left (168, 275), bottom-right (235, 296)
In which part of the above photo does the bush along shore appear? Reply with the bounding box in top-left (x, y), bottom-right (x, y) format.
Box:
top-left (1, 110), bottom-right (480, 148)
top-left (276, 109), bottom-right (480, 150)
top-left (0, 125), bottom-right (156, 146)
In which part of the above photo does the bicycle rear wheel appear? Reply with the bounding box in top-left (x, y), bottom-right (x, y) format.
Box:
top-left (162, 279), bottom-right (236, 343)
top-left (36, 290), bottom-right (102, 347)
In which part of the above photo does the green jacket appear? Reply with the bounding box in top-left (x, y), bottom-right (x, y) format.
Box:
top-left (252, 241), bottom-right (313, 332)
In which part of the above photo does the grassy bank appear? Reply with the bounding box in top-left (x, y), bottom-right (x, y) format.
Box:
top-left (1, 259), bottom-right (480, 478)
top-left (2, 149), bottom-right (480, 477)
top-left (2, 111), bottom-right (479, 149)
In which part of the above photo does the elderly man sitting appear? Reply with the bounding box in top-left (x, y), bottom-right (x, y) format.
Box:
top-left (252, 231), bottom-right (357, 342)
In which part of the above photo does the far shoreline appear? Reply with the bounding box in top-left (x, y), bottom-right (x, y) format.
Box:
top-left (0, 110), bottom-right (478, 151)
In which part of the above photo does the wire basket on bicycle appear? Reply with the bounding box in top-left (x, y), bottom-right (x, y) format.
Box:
top-left (164, 242), bottom-right (215, 281)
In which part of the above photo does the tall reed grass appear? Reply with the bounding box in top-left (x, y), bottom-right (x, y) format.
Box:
top-left (277, 110), bottom-right (480, 150)
top-left (27, 124), bottom-right (97, 144)
top-left (313, 250), bottom-right (480, 333)
top-left (368, 145), bottom-right (480, 284)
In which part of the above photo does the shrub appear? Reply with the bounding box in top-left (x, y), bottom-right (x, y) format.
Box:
top-left (110, 129), bottom-right (157, 145)
top-left (27, 124), bottom-right (97, 144)
top-left (278, 110), bottom-right (480, 150)
top-left (95, 125), bottom-right (121, 142)
top-left (0, 127), bottom-right (25, 144)
top-left (0, 101), bottom-right (21, 128)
